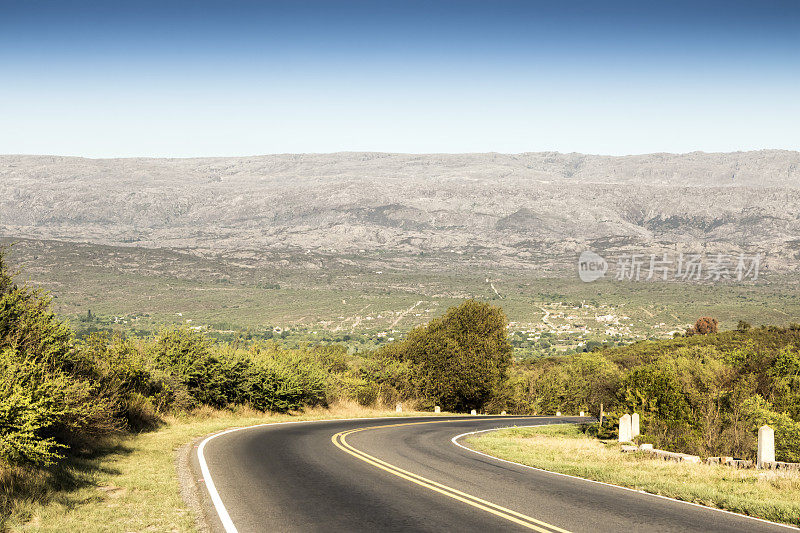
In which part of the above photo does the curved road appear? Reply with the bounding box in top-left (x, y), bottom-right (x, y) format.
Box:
top-left (194, 416), bottom-right (795, 532)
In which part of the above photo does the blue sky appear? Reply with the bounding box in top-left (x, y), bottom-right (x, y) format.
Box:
top-left (1, 0), bottom-right (798, 157)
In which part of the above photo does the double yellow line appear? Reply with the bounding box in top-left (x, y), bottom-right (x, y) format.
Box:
top-left (331, 420), bottom-right (570, 533)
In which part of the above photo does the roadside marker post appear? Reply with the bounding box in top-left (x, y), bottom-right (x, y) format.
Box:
top-left (757, 425), bottom-right (775, 468)
top-left (619, 414), bottom-right (632, 443)
top-left (631, 413), bottom-right (640, 438)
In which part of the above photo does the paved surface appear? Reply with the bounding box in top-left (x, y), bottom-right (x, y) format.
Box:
top-left (197, 416), bottom-right (795, 532)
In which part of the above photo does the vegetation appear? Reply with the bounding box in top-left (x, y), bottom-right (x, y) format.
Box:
top-left (0, 251), bottom-right (513, 527)
top-left (3, 243), bottom-right (800, 529)
top-left (468, 425), bottom-right (800, 526)
top-left (499, 325), bottom-right (800, 462)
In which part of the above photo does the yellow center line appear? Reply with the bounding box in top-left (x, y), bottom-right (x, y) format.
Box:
top-left (331, 419), bottom-right (571, 533)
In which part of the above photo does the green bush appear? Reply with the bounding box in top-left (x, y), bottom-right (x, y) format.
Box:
top-left (83, 333), bottom-right (185, 428)
top-left (0, 350), bottom-right (66, 466)
top-left (244, 351), bottom-right (327, 412)
top-left (151, 327), bottom-right (227, 408)
top-left (0, 347), bottom-right (120, 466)
top-left (584, 412), bottom-right (619, 440)
top-left (503, 353), bottom-right (620, 416)
top-left (0, 255), bottom-right (122, 466)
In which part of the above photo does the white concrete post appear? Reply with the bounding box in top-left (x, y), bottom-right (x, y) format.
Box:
top-left (757, 425), bottom-right (775, 468)
top-left (396, 403), bottom-right (402, 413)
top-left (619, 414), bottom-right (632, 443)
top-left (556, 411), bottom-right (562, 416)
top-left (631, 413), bottom-right (640, 438)
top-left (470, 409), bottom-right (477, 416)
top-left (580, 411), bottom-right (585, 417)
top-left (434, 406), bottom-right (441, 413)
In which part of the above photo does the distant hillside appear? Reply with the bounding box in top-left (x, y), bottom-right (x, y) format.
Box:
top-left (2, 151), bottom-right (799, 272)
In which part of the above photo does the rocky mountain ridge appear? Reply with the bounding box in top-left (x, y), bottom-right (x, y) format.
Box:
top-left (2, 151), bottom-right (799, 273)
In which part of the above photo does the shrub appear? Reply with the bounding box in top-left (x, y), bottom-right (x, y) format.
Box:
top-left (0, 286), bottom-right (76, 372)
top-left (0, 350), bottom-right (66, 466)
top-left (151, 327), bottom-right (239, 409)
top-left (0, 261), bottom-right (122, 466)
top-left (769, 346), bottom-right (800, 420)
top-left (0, 347), bottom-right (121, 466)
top-left (82, 333), bottom-right (181, 428)
top-left (584, 412), bottom-right (619, 440)
top-left (244, 351), bottom-right (327, 412)
top-left (621, 365), bottom-right (687, 420)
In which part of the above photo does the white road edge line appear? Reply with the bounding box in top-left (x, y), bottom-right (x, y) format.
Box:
top-left (196, 414), bottom-right (498, 533)
top-left (451, 425), bottom-right (800, 531)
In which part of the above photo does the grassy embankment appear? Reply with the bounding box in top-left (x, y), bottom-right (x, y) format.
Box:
top-left (468, 424), bottom-right (800, 526)
top-left (4, 404), bottom-right (446, 533)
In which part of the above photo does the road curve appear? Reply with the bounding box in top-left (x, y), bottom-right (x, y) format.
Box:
top-left (195, 416), bottom-right (795, 533)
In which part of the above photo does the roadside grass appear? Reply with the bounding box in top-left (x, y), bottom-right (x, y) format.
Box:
top-left (467, 424), bottom-right (800, 526)
top-left (3, 402), bottom-right (447, 533)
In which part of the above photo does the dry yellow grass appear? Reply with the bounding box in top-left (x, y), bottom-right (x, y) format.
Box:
top-left (4, 403), bottom-right (445, 532)
top-left (467, 424), bottom-right (800, 526)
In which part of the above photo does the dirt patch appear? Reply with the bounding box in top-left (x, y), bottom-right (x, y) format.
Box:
top-left (97, 485), bottom-right (128, 499)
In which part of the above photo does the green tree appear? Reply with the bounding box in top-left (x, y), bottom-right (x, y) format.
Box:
top-left (387, 300), bottom-right (512, 411)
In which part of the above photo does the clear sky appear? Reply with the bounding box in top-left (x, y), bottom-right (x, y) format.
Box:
top-left (1, 0), bottom-right (798, 157)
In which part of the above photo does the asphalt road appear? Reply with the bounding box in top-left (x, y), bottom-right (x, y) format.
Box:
top-left (196, 416), bottom-right (795, 532)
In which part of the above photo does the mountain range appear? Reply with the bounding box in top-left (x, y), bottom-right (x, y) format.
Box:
top-left (2, 150), bottom-right (799, 274)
